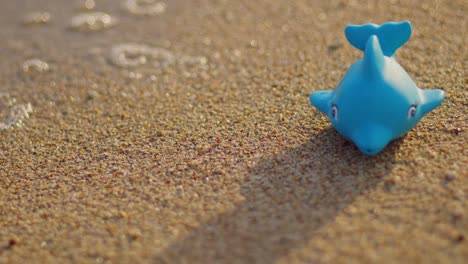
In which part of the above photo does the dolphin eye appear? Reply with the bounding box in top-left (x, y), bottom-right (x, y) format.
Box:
top-left (331, 104), bottom-right (338, 120)
top-left (407, 104), bottom-right (417, 118)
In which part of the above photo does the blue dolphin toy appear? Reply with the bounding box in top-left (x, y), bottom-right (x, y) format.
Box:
top-left (310, 21), bottom-right (445, 156)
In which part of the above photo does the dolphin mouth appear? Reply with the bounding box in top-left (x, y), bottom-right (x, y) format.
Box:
top-left (358, 146), bottom-right (383, 156)
top-left (351, 125), bottom-right (392, 156)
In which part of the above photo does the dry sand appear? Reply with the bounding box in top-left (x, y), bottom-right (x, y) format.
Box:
top-left (0, 0), bottom-right (467, 263)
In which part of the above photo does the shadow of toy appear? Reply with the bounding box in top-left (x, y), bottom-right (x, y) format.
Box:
top-left (156, 127), bottom-right (403, 263)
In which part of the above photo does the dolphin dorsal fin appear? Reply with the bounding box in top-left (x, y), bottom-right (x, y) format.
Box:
top-left (345, 21), bottom-right (412, 57)
top-left (363, 35), bottom-right (385, 78)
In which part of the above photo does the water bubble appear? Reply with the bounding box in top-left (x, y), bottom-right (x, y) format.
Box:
top-left (80, 0), bottom-right (96, 10)
top-left (123, 0), bottom-right (167, 16)
top-left (0, 94), bottom-right (33, 130)
top-left (318, 13), bottom-right (327, 21)
top-left (23, 12), bottom-right (51, 25)
top-left (69, 12), bottom-right (116, 32)
top-left (249, 40), bottom-right (258, 48)
top-left (202, 37), bottom-right (212, 46)
top-left (178, 55), bottom-right (207, 66)
top-left (22, 59), bottom-right (50, 73)
top-left (109, 43), bottom-right (175, 68)
top-left (109, 43), bottom-right (208, 72)
top-left (128, 71), bottom-right (143, 79)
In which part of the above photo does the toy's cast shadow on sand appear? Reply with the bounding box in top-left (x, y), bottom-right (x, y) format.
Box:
top-left (156, 128), bottom-right (403, 263)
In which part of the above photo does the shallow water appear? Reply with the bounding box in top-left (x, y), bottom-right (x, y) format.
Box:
top-left (0, 0), bottom-right (209, 129)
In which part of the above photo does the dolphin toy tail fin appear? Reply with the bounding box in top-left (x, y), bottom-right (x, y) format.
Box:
top-left (345, 21), bottom-right (412, 57)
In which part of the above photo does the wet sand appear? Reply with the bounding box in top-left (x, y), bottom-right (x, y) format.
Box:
top-left (0, 0), bottom-right (467, 263)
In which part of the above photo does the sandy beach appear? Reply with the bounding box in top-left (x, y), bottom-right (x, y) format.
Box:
top-left (0, 0), bottom-right (466, 263)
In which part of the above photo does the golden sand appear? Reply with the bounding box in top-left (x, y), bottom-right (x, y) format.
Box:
top-left (0, 0), bottom-right (466, 263)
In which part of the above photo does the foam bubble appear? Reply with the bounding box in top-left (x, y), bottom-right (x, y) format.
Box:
top-left (22, 59), bottom-right (50, 73)
top-left (178, 55), bottom-right (208, 66)
top-left (109, 43), bottom-right (208, 73)
top-left (80, 0), bottom-right (96, 10)
top-left (23, 12), bottom-right (51, 25)
top-left (69, 12), bottom-right (116, 32)
top-left (123, 0), bottom-right (167, 16)
top-left (0, 94), bottom-right (33, 130)
top-left (109, 43), bottom-right (175, 68)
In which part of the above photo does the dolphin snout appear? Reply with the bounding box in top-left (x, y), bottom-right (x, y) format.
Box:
top-left (352, 125), bottom-right (392, 156)
top-left (359, 147), bottom-right (382, 156)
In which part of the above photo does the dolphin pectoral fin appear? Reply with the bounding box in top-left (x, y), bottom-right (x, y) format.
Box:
top-left (420, 89), bottom-right (445, 116)
top-left (310, 90), bottom-right (333, 114)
